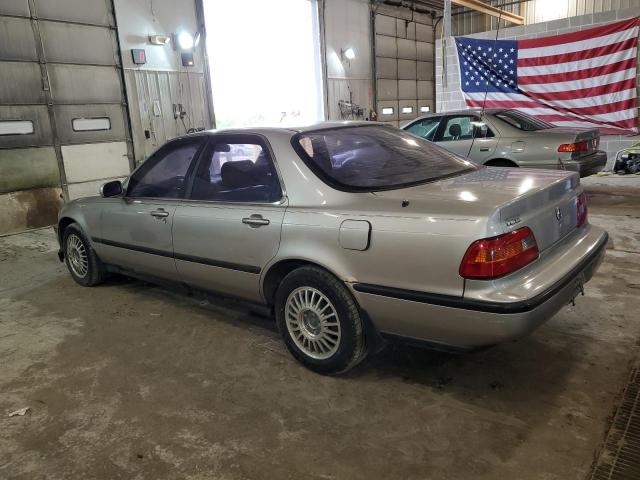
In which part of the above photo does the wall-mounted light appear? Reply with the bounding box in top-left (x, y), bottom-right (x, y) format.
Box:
top-left (177, 31), bottom-right (194, 50)
top-left (401, 106), bottom-right (413, 114)
top-left (420, 106), bottom-right (430, 113)
top-left (381, 107), bottom-right (394, 115)
top-left (148, 34), bottom-right (171, 45)
top-left (340, 47), bottom-right (355, 65)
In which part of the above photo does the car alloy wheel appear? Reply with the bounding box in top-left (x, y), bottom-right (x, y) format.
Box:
top-left (66, 233), bottom-right (89, 278)
top-left (285, 286), bottom-right (341, 360)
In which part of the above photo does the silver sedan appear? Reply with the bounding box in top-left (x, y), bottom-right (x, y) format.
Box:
top-left (56, 122), bottom-right (608, 374)
top-left (402, 109), bottom-right (607, 177)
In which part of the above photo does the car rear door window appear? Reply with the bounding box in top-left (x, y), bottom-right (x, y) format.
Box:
top-left (438, 115), bottom-right (495, 142)
top-left (405, 117), bottom-right (441, 140)
top-left (127, 137), bottom-right (205, 199)
top-left (188, 140), bottom-right (282, 203)
top-left (494, 110), bottom-right (553, 131)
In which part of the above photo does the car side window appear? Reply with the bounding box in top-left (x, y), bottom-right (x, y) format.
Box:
top-left (439, 116), bottom-right (494, 142)
top-left (127, 138), bottom-right (204, 199)
top-left (406, 117), bottom-right (441, 141)
top-left (189, 140), bottom-right (281, 203)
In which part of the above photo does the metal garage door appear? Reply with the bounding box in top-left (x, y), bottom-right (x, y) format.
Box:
top-left (374, 11), bottom-right (435, 127)
top-left (0, 0), bottom-right (132, 235)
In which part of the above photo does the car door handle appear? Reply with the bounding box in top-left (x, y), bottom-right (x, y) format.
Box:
top-left (242, 215), bottom-right (270, 227)
top-left (150, 209), bottom-right (169, 218)
top-left (479, 147), bottom-right (490, 152)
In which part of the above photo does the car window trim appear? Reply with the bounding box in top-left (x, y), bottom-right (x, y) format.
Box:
top-left (290, 124), bottom-right (476, 193)
top-left (183, 132), bottom-right (286, 205)
top-left (125, 135), bottom-right (208, 200)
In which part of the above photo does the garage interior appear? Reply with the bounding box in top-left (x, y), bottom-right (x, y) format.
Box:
top-left (2, 0), bottom-right (640, 479)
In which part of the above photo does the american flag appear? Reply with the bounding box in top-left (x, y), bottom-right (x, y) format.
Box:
top-left (455, 17), bottom-right (640, 135)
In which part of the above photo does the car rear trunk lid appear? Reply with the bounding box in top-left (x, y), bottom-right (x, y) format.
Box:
top-left (542, 127), bottom-right (600, 159)
top-left (499, 171), bottom-right (579, 251)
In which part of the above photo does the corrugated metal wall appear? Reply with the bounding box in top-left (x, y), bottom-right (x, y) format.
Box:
top-left (0, 0), bottom-right (132, 235)
top-left (452, 0), bottom-right (640, 36)
top-left (123, 70), bottom-right (210, 163)
top-left (113, 0), bottom-right (212, 166)
top-left (374, 5), bottom-right (435, 127)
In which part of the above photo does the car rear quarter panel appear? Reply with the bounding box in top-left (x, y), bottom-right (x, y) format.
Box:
top-left (276, 206), bottom-right (483, 298)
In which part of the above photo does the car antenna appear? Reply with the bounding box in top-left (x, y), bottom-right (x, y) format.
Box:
top-left (466, 8), bottom-right (504, 160)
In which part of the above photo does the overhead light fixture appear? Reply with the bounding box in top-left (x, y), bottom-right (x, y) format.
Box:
top-left (148, 34), bottom-right (171, 45)
top-left (177, 31), bottom-right (194, 50)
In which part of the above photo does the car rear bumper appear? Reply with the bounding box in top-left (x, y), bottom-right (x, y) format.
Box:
top-left (349, 225), bottom-right (608, 349)
top-left (562, 151), bottom-right (607, 177)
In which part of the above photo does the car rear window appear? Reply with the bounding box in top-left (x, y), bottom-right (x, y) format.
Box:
top-left (293, 125), bottom-right (476, 191)
top-left (494, 110), bottom-right (553, 131)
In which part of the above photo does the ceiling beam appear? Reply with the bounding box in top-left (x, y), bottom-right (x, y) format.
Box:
top-left (450, 0), bottom-right (525, 24)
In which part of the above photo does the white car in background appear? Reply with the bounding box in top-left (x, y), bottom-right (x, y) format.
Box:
top-left (402, 109), bottom-right (607, 177)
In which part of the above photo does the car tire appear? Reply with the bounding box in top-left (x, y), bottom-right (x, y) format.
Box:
top-left (486, 159), bottom-right (517, 168)
top-left (63, 223), bottom-right (107, 287)
top-left (275, 266), bottom-right (367, 375)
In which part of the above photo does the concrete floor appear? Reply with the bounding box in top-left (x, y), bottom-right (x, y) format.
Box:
top-left (1, 205), bottom-right (640, 480)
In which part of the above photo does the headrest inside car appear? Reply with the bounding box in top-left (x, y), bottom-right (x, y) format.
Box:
top-left (449, 123), bottom-right (462, 137)
top-left (221, 160), bottom-right (259, 189)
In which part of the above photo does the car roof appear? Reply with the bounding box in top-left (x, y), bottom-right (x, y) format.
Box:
top-left (189, 121), bottom-right (380, 137)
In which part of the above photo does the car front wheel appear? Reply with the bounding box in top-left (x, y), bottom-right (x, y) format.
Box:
top-left (275, 266), bottom-right (367, 374)
top-left (63, 223), bottom-right (107, 287)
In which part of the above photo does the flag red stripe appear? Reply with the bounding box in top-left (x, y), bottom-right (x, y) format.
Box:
top-left (524, 78), bottom-right (636, 102)
top-left (517, 37), bottom-right (637, 68)
top-left (517, 57), bottom-right (637, 85)
top-left (518, 17), bottom-right (640, 49)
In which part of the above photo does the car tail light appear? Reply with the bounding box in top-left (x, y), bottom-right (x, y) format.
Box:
top-left (558, 141), bottom-right (589, 153)
top-left (576, 192), bottom-right (588, 227)
top-left (459, 227), bottom-right (539, 279)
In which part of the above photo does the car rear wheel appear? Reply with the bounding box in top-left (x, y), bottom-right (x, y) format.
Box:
top-left (63, 223), bottom-right (107, 287)
top-left (275, 266), bottom-right (367, 374)
top-left (486, 159), bottom-right (518, 168)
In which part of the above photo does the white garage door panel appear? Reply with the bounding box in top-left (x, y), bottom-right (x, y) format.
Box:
top-left (397, 39), bottom-right (417, 60)
top-left (67, 177), bottom-right (125, 200)
top-left (417, 42), bottom-right (434, 62)
top-left (0, 17), bottom-right (38, 61)
top-left (34, 0), bottom-right (112, 26)
top-left (375, 35), bottom-right (397, 58)
top-left (377, 79), bottom-right (398, 100)
top-left (62, 142), bottom-right (129, 183)
top-left (416, 23), bottom-right (432, 42)
top-left (0, 0), bottom-right (29, 17)
top-left (48, 64), bottom-right (121, 104)
top-left (40, 21), bottom-right (116, 65)
top-left (418, 80), bottom-right (434, 98)
top-left (398, 80), bottom-right (417, 99)
top-left (376, 57), bottom-right (398, 78)
top-left (398, 60), bottom-right (417, 80)
top-left (375, 15), bottom-right (396, 36)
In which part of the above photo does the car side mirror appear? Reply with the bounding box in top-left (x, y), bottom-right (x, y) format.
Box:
top-left (100, 180), bottom-right (123, 197)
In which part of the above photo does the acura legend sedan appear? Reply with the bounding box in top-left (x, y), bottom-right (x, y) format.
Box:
top-left (402, 109), bottom-right (607, 177)
top-left (56, 122), bottom-right (608, 374)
